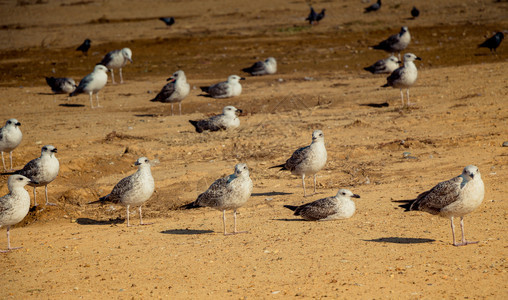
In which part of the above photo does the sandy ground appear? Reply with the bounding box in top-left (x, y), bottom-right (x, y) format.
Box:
top-left (0, 0), bottom-right (507, 298)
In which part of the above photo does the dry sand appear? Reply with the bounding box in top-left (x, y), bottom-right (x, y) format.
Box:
top-left (0, 0), bottom-right (507, 298)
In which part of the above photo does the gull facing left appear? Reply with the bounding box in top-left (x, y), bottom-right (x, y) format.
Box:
top-left (0, 118), bottom-right (22, 171)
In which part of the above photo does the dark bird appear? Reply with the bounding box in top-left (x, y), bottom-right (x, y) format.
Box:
top-left (394, 165), bottom-right (484, 247)
top-left (411, 6), bottom-right (420, 18)
top-left (76, 39), bottom-right (91, 55)
top-left (45, 77), bottom-right (76, 94)
top-left (159, 17), bottom-right (175, 27)
top-left (316, 9), bottom-right (326, 23)
top-left (364, 0), bottom-right (381, 13)
top-left (478, 32), bottom-right (504, 53)
top-left (305, 7), bottom-right (317, 24)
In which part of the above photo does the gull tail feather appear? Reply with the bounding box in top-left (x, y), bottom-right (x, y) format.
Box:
top-left (180, 201), bottom-right (202, 210)
top-left (283, 205), bottom-right (299, 211)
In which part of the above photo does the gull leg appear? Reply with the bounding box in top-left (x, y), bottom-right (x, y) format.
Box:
top-left (302, 174), bottom-right (307, 197)
top-left (454, 217), bottom-right (478, 246)
top-left (226, 210), bottom-right (248, 235)
top-left (111, 70), bottom-right (116, 84)
top-left (139, 206), bottom-right (153, 226)
top-left (9, 151), bottom-right (13, 170)
top-left (33, 187), bottom-right (37, 207)
top-left (313, 174), bottom-right (317, 194)
top-left (89, 92), bottom-right (94, 109)
top-left (1, 226), bottom-right (22, 253)
top-left (400, 89), bottom-right (404, 107)
top-left (222, 210), bottom-right (227, 235)
top-left (119, 68), bottom-right (124, 84)
top-left (1, 151), bottom-right (5, 170)
top-left (126, 205), bottom-right (131, 227)
top-left (406, 89), bottom-right (411, 106)
top-left (450, 217), bottom-right (456, 246)
top-left (96, 92), bottom-right (102, 108)
top-left (171, 103), bottom-right (174, 116)
top-left (45, 185), bottom-right (56, 206)
top-left (179, 102), bottom-right (182, 116)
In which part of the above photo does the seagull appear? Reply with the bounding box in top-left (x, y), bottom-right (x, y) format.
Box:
top-left (364, 0), bottom-right (381, 13)
top-left (180, 163), bottom-right (253, 235)
top-left (382, 53), bottom-right (421, 106)
top-left (200, 75), bottom-right (245, 99)
top-left (159, 17), bottom-right (175, 26)
top-left (150, 70), bottom-right (190, 115)
top-left (372, 26), bottom-right (411, 58)
top-left (284, 189), bottom-right (360, 221)
top-left (394, 165), bottom-right (485, 247)
top-left (45, 77), bottom-right (76, 94)
top-left (305, 6), bottom-right (317, 25)
top-left (364, 55), bottom-right (400, 74)
top-left (270, 130), bottom-right (327, 197)
top-left (0, 175), bottom-right (34, 253)
top-left (89, 157), bottom-right (155, 227)
top-left (189, 106), bottom-right (242, 133)
top-left (69, 64), bottom-right (108, 108)
top-left (0, 119), bottom-right (22, 171)
top-left (411, 6), bottom-right (420, 19)
top-left (478, 32), bottom-right (504, 53)
top-left (76, 38), bottom-right (91, 55)
top-left (242, 57), bottom-right (277, 76)
top-left (98, 48), bottom-right (133, 84)
top-left (1, 145), bottom-right (59, 207)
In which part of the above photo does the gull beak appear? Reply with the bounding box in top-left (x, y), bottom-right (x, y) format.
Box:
top-left (51, 148), bottom-right (58, 153)
top-left (134, 161), bottom-right (141, 166)
top-left (30, 179), bottom-right (39, 185)
top-left (128, 58), bottom-right (133, 63)
top-left (352, 194), bottom-right (361, 198)
top-left (16, 122), bottom-right (21, 126)
top-left (240, 77), bottom-right (246, 81)
top-left (397, 60), bottom-right (402, 64)
top-left (236, 108), bottom-right (243, 114)
top-left (415, 57), bottom-right (422, 61)
top-left (166, 76), bottom-right (176, 82)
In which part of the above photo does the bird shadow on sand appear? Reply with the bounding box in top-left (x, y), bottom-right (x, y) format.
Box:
top-left (76, 217), bottom-right (125, 225)
top-left (273, 218), bottom-right (307, 222)
top-left (364, 237), bottom-right (435, 244)
top-left (58, 103), bottom-right (85, 107)
top-left (37, 92), bottom-right (58, 95)
top-left (134, 114), bottom-right (159, 117)
top-left (360, 102), bottom-right (389, 108)
top-left (160, 229), bottom-right (214, 235)
top-left (251, 191), bottom-right (293, 197)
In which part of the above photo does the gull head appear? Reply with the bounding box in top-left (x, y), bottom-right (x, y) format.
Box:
top-left (41, 145), bottom-right (58, 157)
top-left (234, 163), bottom-right (250, 177)
top-left (94, 64), bottom-right (109, 73)
top-left (400, 26), bottom-right (409, 34)
top-left (223, 106), bottom-right (242, 116)
top-left (228, 75), bottom-right (246, 83)
top-left (5, 118), bottom-right (21, 128)
top-left (462, 165), bottom-right (480, 180)
top-left (7, 174), bottom-right (33, 190)
top-left (122, 48), bottom-right (133, 63)
top-left (403, 53), bottom-right (422, 62)
top-left (311, 130), bottom-right (325, 143)
top-left (387, 56), bottom-right (401, 64)
top-left (168, 70), bottom-right (186, 82)
top-left (336, 188), bottom-right (361, 199)
top-left (134, 157), bottom-right (151, 167)
top-left (265, 57), bottom-right (277, 65)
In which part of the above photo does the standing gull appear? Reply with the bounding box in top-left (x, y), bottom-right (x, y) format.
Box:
top-left (45, 77), bottom-right (76, 94)
top-left (1, 145), bottom-right (59, 207)
top-left (395, 165), bottom-right (484, 246)
top-left (98, 48), bottom-right (133, 84)
top-left (373, 26), bottom-right (411, 58)
top-left (270, 130), bottom-right (327, 197)
top-left (189, 106), bottom-right (242, 133)
top-left (180, 163), bottom-right (253, 235)
top-left (150, 70), bottom-right (190, 115)
top-left (242, 57), bottom-right (277, 76)
top-left (0, 175), bottom-right (33, 253)
top-left (76, 38), bottom-right (91, 55)
top-left (0, 119), bottom-right (22, 171)
top-left (478, 32), bottom-right (504, 53)
top-left (382, 53), bottom-right (421, 106)
top-left (89, 157), bottom-right (155, 227)
top-left (200, 75), bottom-right (245, 99)
top-left (364, 0), bottom-right (381, 13)
top-left (284, 189), bottom-right (360, 221)
top-left (364, 55), bottom-right (400, 74)
top-left (69, 64), bottom-right (108, 108)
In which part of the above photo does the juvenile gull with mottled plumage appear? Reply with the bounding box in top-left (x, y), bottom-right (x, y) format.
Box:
top-left (1, 145), bottom-right (59, 207)
top-left (181, 163), bottom-right (253, 235)
top-left (373, 26), bottom-right (411, 58)
top-left (89, 157), bottom-right (155, 227)
top-left (270, 130), bottom-right (327, 197)
top-left (242, 57), bottom-right (277, 76)
top-left (200, 75), bottom-right (245, 99)
top-left (99, 48), bottom-right (133, 84)
top-left (382, 53), bottom-right (421, 106)
top-left (0, 119), bottom-right (22, 171)
top-left (284, 189), bottom-right (360, 221)
top-left (395, 165), bottom-right (484, 246)
top-left (150, 70), bottom-right (190, 115)
top-left (45, 77), bottom-right (77, 94)
top-left (364, 55), bottom-right (400, 74)
top-left (0, 175), bottom-right (33, 252)
top-left (189, 106), bottom-right (242, 133)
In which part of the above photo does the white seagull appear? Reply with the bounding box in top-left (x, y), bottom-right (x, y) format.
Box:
top-left (189, 106), bottom-right (242, 133)
top-left (382, 53), bottom-right (421, 106)
top-left (0, 119), bottom-right (22, 171)
top-left (242, 57), bottom-right (277, 76)
top-left (98, 48), bottom-right (133, 84)
top-left (1, 145), bottom-right (60, 207)
top-left (284, 189), bottom-right (360, 221)
top-left (373, 26), bottom-right (411, 58)
top-left (89, 157), bottom-right (155, 227)
top-left (364, 55), bottom-right (400, 74)
top-left (0, 175), bottom-right (33, 253)
top-left (69, 64), bottom-right (108, 108)
top-left (150, 70), bottom-right (190, 115)
top-left (181, 163), bottom-right (253, 235)
top-left (270, 130), bottom-right (327, 197)
top-left (45, 77), bottom-right (77, 94)
top-left (396, 165), bottom-right (485, 246)
top-left (200, 75), bottom-right (245, 99)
